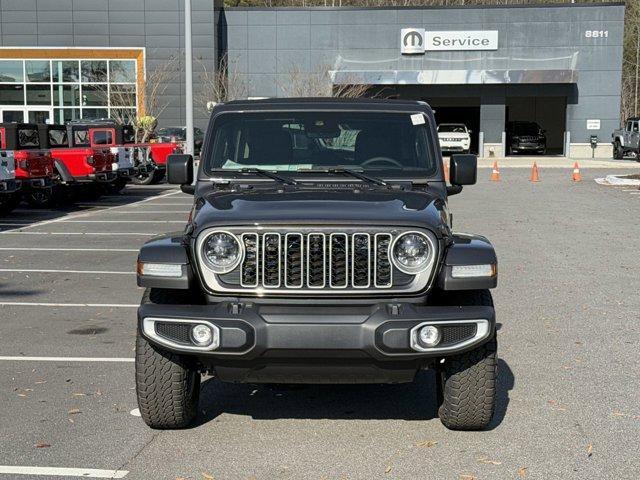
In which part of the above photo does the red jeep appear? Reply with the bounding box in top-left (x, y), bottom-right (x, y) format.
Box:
top-left (132, 139), bottom-right (182, 185)
top-left (67, 122), bottom-right (150, 193)
top-left (0, 123), bottom-right (55, 207)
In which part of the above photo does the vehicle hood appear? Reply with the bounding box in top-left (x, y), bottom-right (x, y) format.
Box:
top-left (191, 186), bottom-right (450, 236)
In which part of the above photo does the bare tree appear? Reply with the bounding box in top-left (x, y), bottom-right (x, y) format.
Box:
top-left (94, 56), bottom-right (178, 142)
top-left (278, 63), bottom-right (371, 98)
top-left (195, 54), bottom-right (249, 112)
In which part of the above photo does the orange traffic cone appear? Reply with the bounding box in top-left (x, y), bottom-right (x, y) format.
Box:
top-left (490, 161), bottom-right (500, 182)
top-left (572, 162), bottom-right (582, 182)
top-left (443, 161), bottom-right (450, 183)
top-left (530, 162), bottom-right (540, 182)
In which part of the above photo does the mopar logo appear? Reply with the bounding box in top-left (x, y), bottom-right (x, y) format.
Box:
top-left (401, 28), bottom-right (425, 54)
top-left (401, 28), bottom-right (499, 54)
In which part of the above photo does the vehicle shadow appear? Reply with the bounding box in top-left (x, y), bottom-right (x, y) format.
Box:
top-left (0, 185), bottom-right (178, 231)
top-left (196, 359), bottom-right (514, 428)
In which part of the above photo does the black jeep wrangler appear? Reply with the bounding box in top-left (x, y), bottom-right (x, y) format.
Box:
top-left (135, 98), bottom-right (498, 431)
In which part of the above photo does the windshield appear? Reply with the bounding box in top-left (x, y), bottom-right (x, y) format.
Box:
top-left (206, 111), bottom-right (437, 176)
top-left (157, 128), bottom-right (185, 139)
top-left (438, 124), bottom-right (466, 133)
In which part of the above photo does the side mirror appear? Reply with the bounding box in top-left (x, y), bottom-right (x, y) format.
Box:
top-left (167, 154), bottom-right (193, 185)
top-left (450, 154), bottom-right (477, 186)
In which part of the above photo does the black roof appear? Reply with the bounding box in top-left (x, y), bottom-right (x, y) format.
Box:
top-left (215, 97), bottom-right (432, 113)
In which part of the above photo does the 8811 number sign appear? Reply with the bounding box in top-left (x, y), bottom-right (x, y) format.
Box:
top-left (584, 30), bottom-right (609, 38)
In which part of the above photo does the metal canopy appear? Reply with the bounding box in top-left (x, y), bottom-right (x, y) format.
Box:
top-left (330, 69), bottom-right (578, 85)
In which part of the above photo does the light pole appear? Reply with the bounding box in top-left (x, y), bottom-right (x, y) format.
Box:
top-left (185, 0), bottom-right (195, 157)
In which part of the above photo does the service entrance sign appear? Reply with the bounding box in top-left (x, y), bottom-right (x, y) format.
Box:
top-left (401, 29), bottom-right (499, 54)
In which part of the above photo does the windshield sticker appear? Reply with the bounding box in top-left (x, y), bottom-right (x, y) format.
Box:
top-left (410, 113), bottom-right (425, 126)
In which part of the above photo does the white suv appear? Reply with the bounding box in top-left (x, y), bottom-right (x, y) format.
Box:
top-left (437, 123), bottom-right (471, 154)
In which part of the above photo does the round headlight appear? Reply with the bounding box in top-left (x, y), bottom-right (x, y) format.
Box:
top-left (201, 231), bottom-right (243, 273)
top-left (391, 232), bottom-right (432, 274)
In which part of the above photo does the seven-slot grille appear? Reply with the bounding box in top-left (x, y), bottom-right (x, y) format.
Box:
top-left (238, 232), bottom-right (393, 290)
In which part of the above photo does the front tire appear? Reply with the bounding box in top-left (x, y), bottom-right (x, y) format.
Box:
top-left (0, 193), bottom-right (21, 215)
top-left (613, 141), bottom-right (624, 160)
top-left (135, 289), bottom-right (200, 429)
top-left (434, 289), bottom-right (497, 431)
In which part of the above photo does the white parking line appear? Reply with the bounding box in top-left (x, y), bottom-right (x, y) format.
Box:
top-left (58, 220), bottom-right (185, 223)
top-left (0, 189), bottom-right (181, 235)
top-left (0, 466), bottom-right (129, 478)
top-left (0, 268), bottom-right (134, 275)
top-left (0, 356), bottom-right (134, 363)
top-left (0, 247), bottom-right (138, 252)
top-left (1, 232), bottom-right (157, 236)
top-left (0, 302), bottom-right (138, 307)
top-left (97, 211), bottom-right (189, 214)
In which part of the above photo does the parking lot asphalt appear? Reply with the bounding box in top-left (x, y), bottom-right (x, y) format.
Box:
top-left (1, 167), bottom-right (639, 479)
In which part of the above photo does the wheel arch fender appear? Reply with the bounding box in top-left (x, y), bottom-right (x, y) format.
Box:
top-left (137, 233), bottom-right (194, 290)
top-left (53, 159), bottom-right (75, 183)
top-left (437, 233), bottom-right (497, 290)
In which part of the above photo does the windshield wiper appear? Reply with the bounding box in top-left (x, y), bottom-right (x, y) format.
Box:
top-left (326, 168), bottom-right (387, 186)
top-left (239, 168), bottom-right (297, 185)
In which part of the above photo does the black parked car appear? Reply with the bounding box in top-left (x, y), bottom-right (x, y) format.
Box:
top-left (507, 121), bottom-right (546, 155)
top-left (135, 98), bottom-right (499, 431)
top-left (154, 126), bottom-right (205, 155)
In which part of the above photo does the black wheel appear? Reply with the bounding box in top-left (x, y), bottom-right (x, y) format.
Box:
top-left (613, 141), bottom-right (624, 160)
top-left (149, 169), bottom-right (166, 185)
top-left (135, 289), bottom-right (200, 429)
top-left (132, 170), bottom-right (155, 185)
top-left (105, 178), bottom-right (129, 194)
top-left (26, 188), bottom-right (53, 208)
top-left (0, 193), bottom-right (21, 215)
top-left (50, 185), bottom-right (76, 207)
top-left (434, 289), bottom-right (497, 431)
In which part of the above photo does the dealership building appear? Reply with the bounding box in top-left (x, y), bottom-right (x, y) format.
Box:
top-left (0, 0), bottom-right (624, 157)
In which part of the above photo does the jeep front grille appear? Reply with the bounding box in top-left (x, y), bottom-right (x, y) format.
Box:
top-left (197, 227), bottom-right (437, 296)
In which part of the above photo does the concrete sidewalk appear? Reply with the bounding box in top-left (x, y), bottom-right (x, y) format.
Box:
top-left (446, 156), bottom-right (639, 169)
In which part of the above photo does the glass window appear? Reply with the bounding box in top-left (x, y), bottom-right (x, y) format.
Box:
top-left (48, 128), bottom-right (68, 147)
top-left (53, 84), bottom-right (80, 107)
top-left (82, 85), bottom-right (108, 106)
top-left (26, 61), bottom-right (51, 82)
top-left (26, 85), bottom-right (51, 105)
top-left (73, 129), bottom-right (90, 146)
top-left (109, 60), bottom-right (136, 83)
top-left (0, 61), bottom-right (23, 82)
top-left (81, 60), bottom-right (107, 82)
top-left (52, 61), bottom-right (79, 83)
top-left (3, 110), bottom-right (24, 123)
top-left (208, 112), bottom-right (437, 175)
top-left (18, 128), bottom-right (40, 148)
top-left (0, 84), bottom-right (24, 105)
top-left (109, 84), bottom-right (136, 106)
top-left (110, 108), bottom-right (136, 124)
top-left (54, 108), bottom-right (80, 125)
top-left (82, 108), bottom-right (108, 120)
top-left (28, 111), bottom-right (51, 124)
top-left (92, 129), bottom-right (113, 145)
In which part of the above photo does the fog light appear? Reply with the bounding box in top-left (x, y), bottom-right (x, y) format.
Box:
top-left (191, 324), bottom-right (214, 346)
top-left (418, 325), bottom-right (441, 348)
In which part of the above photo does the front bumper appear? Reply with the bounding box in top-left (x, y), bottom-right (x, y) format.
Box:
top-left (90, 171), bottom-right (118, 183)
top-left (512, 143), bottom-right (545, 151)
top-left (0, 179), bottom-right (20, 193)
top-left (23, 177), bottom-right (53, 189)
top-left (139, 302), bottom-right (495, 373)
top-left (118, 167), bottom-right (137, 178)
